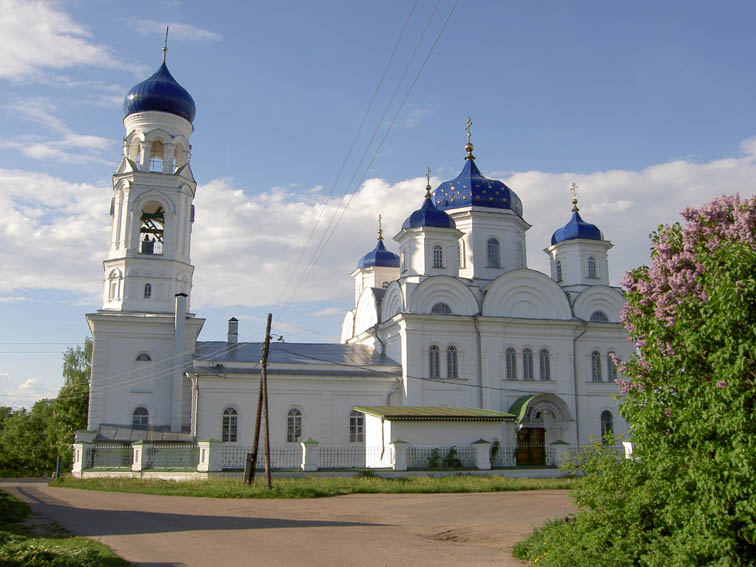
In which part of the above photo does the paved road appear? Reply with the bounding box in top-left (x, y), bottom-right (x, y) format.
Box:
top-left (1, 479), bottom-right (573, 566)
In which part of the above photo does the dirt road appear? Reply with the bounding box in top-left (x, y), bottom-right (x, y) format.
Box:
top-left (1, 478), bottom-right (572, 566)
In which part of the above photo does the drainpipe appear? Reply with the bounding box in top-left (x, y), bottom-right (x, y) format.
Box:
top-left (189, 373), bottom-right (199, 437)
top-left (473, 316), bottom-right (484, 409)
top-left (572, 321), bottom-right (588, 448)
top-left (171, 293), bottom-right (188, 432)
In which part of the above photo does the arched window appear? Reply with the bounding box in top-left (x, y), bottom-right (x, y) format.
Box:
top-left (591, 350), bottom-right (602, 381)
top-left (607, 352), bottom-right (618, 381)
top-left (135, 353), bottom-right (151, 362)
top-left (143, 283), bottom-right (152, 299)
top-left (431, 302), bottom-right (452, 314)
top-left (506, 347), bottom-right (517, 380)
top-left (487, 238), bottom-right (500, 267)
top-left (539, 349), bottom-right (551, 381)
top-left (381, 281), bottom-right (390, 289)
top-left (433, 245), bottom-right (443, 268)
top-left (429, 345), bottom-right (440, 378)
top-left (447, 346), bottom-right (458, 378)
top-left (588, 256), bottom-right (597, 278)
top-left (149, 140), bottom-right (164, 172)
top-left (590, 310), bottom-right (609, 322)
top-left (132, 407), bottom-right (149, 430)
top-left (600, 410), bottom-right (614, 441)
top-left (556, 260), bottom-right (563, 283)
top-left (523, 348), bottom-right (534, 380)
top-left (287, 408), bottom-right (302, 443)
top-left (349, 410), bottom-right (364, 443)
top-left (222, 408), bottom-right (238, 442)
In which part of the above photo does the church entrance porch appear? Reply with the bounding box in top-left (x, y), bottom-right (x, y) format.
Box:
top-left (515, 427), bottom-right (545, 466)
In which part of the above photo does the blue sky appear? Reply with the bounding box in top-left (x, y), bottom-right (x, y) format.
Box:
top-left (2, 0), bottom-right (756, 408)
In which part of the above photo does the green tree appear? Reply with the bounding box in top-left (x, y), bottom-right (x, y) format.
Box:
top-left (515, 195), bottom-right (756, 566)
top-left (0, 338), bottom-right (91, 476)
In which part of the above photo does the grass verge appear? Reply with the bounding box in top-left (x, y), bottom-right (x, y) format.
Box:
top-left (0, 489), bottom-right (130, 567)
top-left (51, 474), bottom-right (576, 498)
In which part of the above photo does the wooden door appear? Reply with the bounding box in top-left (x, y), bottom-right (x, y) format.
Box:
top-left (515, 427), bottom-right (545, 466)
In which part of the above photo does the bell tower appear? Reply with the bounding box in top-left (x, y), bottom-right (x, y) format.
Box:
top-left (86, 43), bottom-right (204, 435)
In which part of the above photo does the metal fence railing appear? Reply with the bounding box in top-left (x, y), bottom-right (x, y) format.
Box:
top-left (407, 445), bottom-right (476, 469)
top-left (489, 445), bottom-right (517, 468)
top-left (145, 444), bottom-right (199, 469)
top-left (91, 444), bottom-right (131, 468)
top-left (220, 445), bottom-right (303, 470)
top-left (317, 445), bottom-right (380, 468)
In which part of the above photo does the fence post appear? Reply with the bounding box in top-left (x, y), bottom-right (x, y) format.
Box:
top-left (131, 441), bottom-right (152, 472)
top-left (71, 442), bottom-right (91, 476)
top-left (300, 439), bottom-right (319, 471)
top-left (472, 439), bottom-right (492, 470)
top-left (389, 440), bottom-right (408, 471)
top-left (622, 441), bottom-right (634, 460)
top-left (197, 440), bottom-right (223, 472)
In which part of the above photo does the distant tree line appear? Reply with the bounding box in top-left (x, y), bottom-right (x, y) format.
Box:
top-left (0, 338), bottom-right (91, 477)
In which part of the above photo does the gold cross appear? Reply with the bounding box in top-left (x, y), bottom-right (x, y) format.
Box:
top-left (465, 116), bottom-right (472, 144)
top-left (377, 214), bottom-right (383, 240)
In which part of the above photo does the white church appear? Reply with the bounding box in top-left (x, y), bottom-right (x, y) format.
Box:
top-left (80, 53), bottom-right (632, 470)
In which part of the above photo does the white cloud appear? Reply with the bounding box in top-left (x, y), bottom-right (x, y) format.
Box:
top-left (0, 0), bottom-right (122, 80)
top-left (126, 19), bottom-right (223, 43)
top-left (3, 142), bottom-right (756, 318)
top-left (0, 375), bottom-right (57, 409)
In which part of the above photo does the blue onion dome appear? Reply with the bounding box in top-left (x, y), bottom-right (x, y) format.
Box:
top-left (358, 239), bottom-right (400, 268)
top-left (402, 179), bottom-right (456, 230)
top-left (432, 142), bottom-right (523, 216)
top-left (550, 190), bottom-right (604, 244)
top-left (124, 60), bottom-right (196, 123)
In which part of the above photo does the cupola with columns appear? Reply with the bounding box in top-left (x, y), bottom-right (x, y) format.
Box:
top-left (545, 183), bottom-right (612, 289)
top-left (394, 168), bottom-right (462, 281)
top-left (102, 38), bottom-right (198, 315)
top-left (351, 215), bottom-right (401, 304)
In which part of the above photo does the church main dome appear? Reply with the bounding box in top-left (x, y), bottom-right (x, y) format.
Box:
top-left (124, 61), bottom-right (196, 123)
top-left (433, 149), bottom-right (523, 217)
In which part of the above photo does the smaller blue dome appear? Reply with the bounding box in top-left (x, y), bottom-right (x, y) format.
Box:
top-left (402, 197), bottom-right (456, 230)
top-left (124, 62), bottom-right (196, 123)
top-left (551, 211), bottom-right (603, 245)
top-left (358, 240), bottom-right (400, 268)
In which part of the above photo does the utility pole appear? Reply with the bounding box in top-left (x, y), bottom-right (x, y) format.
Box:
top-left (261, 313), bottom-right (273, 489)
top-left (245, 313), bottom-right (273, 486)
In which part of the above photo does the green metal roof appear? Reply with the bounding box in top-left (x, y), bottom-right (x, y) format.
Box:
top-left (353, 406), bottom-right (515, 422)
top-left (508, 395), bottom-right (540, 423)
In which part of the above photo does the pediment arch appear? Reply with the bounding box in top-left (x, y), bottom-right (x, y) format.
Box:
top-left (482, 269), bottom-right (571, 319)
top-left (380, 281), bottom-right (405, 321)
top-left (573, 286), bottom-right (625, 323)
top-left (408, 276), bottom-right (478, 316)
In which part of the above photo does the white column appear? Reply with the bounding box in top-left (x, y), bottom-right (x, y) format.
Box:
top-left (390, 440), bottom-right (408, 471)
top-left (472, 440), bottom-right (492, 470)
top-left (197, 440), bottom-right (223, 472)
top-left (131, 441), bottom-right (152, 471)
top-left (300, 439), bottom-right (319, 472)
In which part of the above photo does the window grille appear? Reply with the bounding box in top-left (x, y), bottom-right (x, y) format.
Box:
top-left (222, 408), bottom-right (238, 442)
top-left (556, 260), bottom-right (563, 282)
top-left (349, 410), bottom-right (364, 443)
top-left (539, 349), bottom-right (550, 380)
top-left (591, 351), bottom-right (602, 381)
top-left (144, 283), bottom-right (152, 299)
top-left (487, 238), bottom-right (500, 267)
top-left (433, 245), bottom-right (443, 268)
top-left (135, 353), bottom-right (151, 361)
top-left (287, 408), bottom-right (302, 442)
top-left (588, 256), bottom-right (597, 278)
top-left (506, 348), bottom-right (517, 380)
top-left (132, 407), bottom-right (149, 430)
top-left (429, 345), bottom-right (440, 378)
top-left (447, 346), bottom-right (458, 378)
top-left (523, 348), bottom-right (534, 380)
top-left (607, 352), bottom-right (618, 381)
top-left (431, 302), bottom-right (452, 314)
top-left (590, 310), bottom-right (609, 322)
top-left (600, 410), bottom-right (614, 440)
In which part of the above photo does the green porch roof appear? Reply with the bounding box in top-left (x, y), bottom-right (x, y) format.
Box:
top-left (354, 406), bottom-right (515, 422)
top-left (508, 395), bottom-right (540, 423)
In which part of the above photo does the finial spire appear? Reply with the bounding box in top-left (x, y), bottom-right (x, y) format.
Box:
top-left (570, 182), bottom-right (579, 212)
top-left (162, 25), bottom-right (169, 63)
top-left (464, 116), bottom-right (475, 160)
top-left (377, 214), bottom-right (384, 241)
top-left (425, 167), bottom-right (432, 198)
